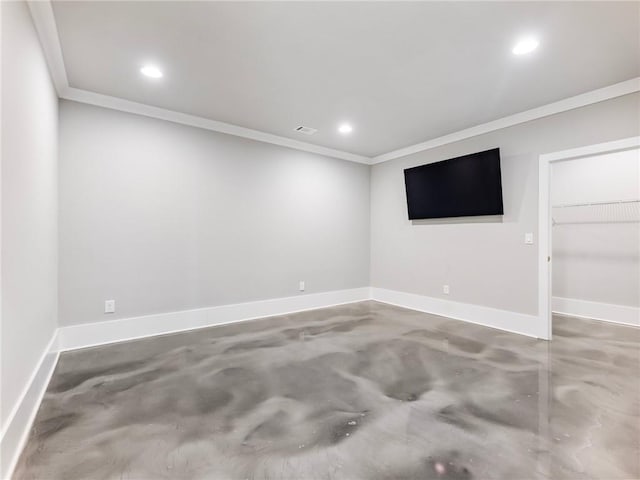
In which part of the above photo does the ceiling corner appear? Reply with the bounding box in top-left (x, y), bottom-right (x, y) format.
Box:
top-left (27, 0), bottom-right (69, 96)
top-left (26, 0), bottom-right (372, 165)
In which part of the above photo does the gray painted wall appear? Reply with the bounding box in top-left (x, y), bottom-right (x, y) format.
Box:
top-left (370, 93), bottom-right (640, 316)
top-left (58, 101), bottom-right (370, 326)
top-left (552, 149), bottom-right (640, 307)
top-left (1, 1), bottom-right (59, 428)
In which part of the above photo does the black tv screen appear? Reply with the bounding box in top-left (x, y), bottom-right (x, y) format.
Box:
top-left (404, 148), bottom-right (504, 219)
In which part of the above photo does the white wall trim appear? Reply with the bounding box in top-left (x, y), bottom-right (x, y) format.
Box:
top-left (57, 288), bottom-right (372, 351)
top-left (371, 287), bottom-right (546, 339)
top-left (553, 297), bottom-right (640, 328)
top-left (1, 332), bottom-right (60, 480)
top-left (60, 78), bottom-right (640, 167)
top-left (51, 287), bottom-right (556, 352)
top-left (372, 78), bottom-right (640, 163)
top-left (27, 0), bottom-right (640, 166)
top-left (25, 2), bottom-right (370, 165)
top-left (538, 137), bottom-right (640, 341)
top-left (2, 287), bottom-right (557, 477)
top-left (539, 136), bottom-right (640, 164)
top-left (3, 289), bottom-right (370, 477)
top-left (2, 290), bottom-right (633, 478)
top-left (26, 0), bottom-right (68, 96)
top-left (60, 88), bottom-right (372, 165)
top-left (60, 78), bottom-right (640, 166)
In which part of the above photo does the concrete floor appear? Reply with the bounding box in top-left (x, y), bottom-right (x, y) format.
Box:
top-left (14, 301), bottom-right (640, 479)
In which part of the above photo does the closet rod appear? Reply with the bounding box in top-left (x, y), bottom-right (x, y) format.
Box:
top-left (552, 199), bottom-right (639, 209)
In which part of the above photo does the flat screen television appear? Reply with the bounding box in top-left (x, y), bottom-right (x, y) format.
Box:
top-left (404, 148), bottom-right (504, 220)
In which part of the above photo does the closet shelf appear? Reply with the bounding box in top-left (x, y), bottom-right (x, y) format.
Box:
top-left (552, 199), bottom-right (640, 225)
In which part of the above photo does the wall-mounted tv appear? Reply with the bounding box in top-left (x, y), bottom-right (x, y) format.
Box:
top-left (404, 148), bottom-right (504, 220)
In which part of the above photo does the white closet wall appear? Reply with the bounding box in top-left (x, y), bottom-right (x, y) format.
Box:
top-left (551, 149), bottom-right (640, 325)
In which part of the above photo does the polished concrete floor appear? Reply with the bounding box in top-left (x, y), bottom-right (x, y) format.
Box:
top-left (14, 301), bottom-right (640, 479)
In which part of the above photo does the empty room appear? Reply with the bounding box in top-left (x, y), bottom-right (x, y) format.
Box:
top-left (1, 1), bottom-right (639, 479)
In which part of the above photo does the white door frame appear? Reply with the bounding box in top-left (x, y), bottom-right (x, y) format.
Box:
top-left (537, 136), bottom-right (640, 340)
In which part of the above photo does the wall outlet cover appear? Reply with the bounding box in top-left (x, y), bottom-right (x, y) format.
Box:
top-left (104, 299), bottom-right (115, 313)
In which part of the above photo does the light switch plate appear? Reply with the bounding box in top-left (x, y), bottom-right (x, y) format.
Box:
top-left (525, 233), bottom-right (534, 245)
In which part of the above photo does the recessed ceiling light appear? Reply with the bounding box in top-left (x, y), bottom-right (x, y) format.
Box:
top-left (338, 123), bottom-right (353, 135)
top-left (140, 65), bottom-right (163, 78)
top-left (512, 37), bottom-right (539, 55)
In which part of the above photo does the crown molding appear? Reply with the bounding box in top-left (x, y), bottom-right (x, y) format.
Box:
top-left (27, 0), bottom-right (68, 96)
top-left (26, 0), bottom-right (372, 165)
top-left (372, 77), bottom-right (640, 164)
top-left (28, 0), bottom-right (640, 167)
top-left (60, 87), bottom-right (372, 164)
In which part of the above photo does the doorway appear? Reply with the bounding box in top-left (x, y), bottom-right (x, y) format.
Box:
top-left (538, 136), bottom-right (640, 340)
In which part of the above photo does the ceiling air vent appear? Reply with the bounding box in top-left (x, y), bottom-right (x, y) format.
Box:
top-left (294, 126), bottom-right (318, 135)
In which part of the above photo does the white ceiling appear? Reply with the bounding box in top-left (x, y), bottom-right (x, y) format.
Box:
top-left (51, 1), bottom-right (640, 159)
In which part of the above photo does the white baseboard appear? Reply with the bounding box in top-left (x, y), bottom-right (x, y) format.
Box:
top-left (553, 297), bottom-right (640, 327)
top-left (51, 287), bottom-right (554, 353)
top-left (2, 286), bottom-right (552, 478)
top-left (1, 288), bottom-right (369, 478)
top-left (57, 287), bottom-right (372, 351)
top-left (371, 287), bottom-right (546, 339)
top-left (1, 332), bottom-right (60, 480)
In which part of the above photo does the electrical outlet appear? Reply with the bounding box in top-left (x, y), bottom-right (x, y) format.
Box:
top-left (104, 299), bottom-right (115, 314)
top-left (443, 285), bottom-right (450, 295)
top-left (299, 281), bottom-right (305, 292)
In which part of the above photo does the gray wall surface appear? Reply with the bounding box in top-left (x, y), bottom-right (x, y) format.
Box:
top-left (1, 1), bottom-right (59, 428)
top-left (58, 101), bottom-right (370, 326)
top-left (370, 93), bottom-right (640, 316)
top-left (552, 149), bottom-right (640, 307)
